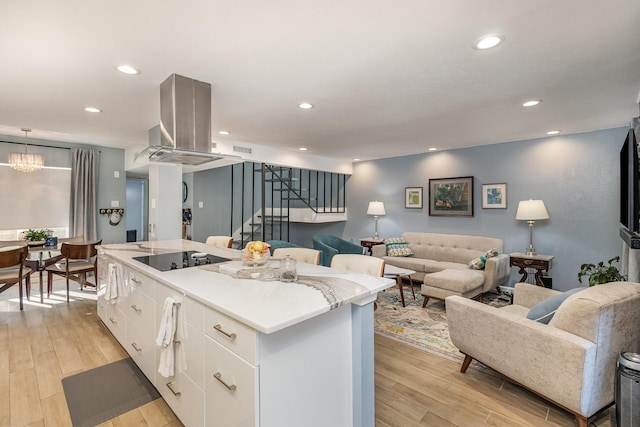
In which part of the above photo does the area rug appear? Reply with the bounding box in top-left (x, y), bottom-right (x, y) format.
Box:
top-left (374, 283), bottom-right (510, 362)
top-left (62, 357), bottom-right (160, 427)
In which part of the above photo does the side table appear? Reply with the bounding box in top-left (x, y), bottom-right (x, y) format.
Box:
top-left (359, 238), bottom-right (384, 255)
top-left (509, 252), bottom-right (554, 288)
top-left (383, 264), bottom-right (416, 307)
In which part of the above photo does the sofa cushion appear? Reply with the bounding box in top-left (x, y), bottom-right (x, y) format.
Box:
top-left (526, 287), bottom-right (587, 324)
top-left (403, 232), bottom-right (503, 265)
top-left (384, 237), bottom-right (413, 257)
top-left (424, 269), bottom-right (485, 293)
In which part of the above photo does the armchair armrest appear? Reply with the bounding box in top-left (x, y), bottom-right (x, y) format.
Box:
top-left (445, 295), bottom-right (596, 413)
top-left (512, 282), bottom-right (561, 308)
top-left (340, 240), bottom-right (365, 254)
top-left (371, 244), bottom-right (387, 257)
top-left (482, 253), bottom-right (510, 291)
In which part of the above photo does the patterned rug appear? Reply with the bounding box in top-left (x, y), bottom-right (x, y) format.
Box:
top-left (374, 282), bottom-right (510, 362)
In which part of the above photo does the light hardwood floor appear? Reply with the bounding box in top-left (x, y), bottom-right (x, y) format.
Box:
top-left (1, 280), bottom-right (616, 427)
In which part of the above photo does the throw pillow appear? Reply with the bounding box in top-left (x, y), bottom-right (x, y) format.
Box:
top-left (526, 287), bottom-right (587, 324)
top-left (469, 256), bottom-right (486, 270)
top-left (485, 248), bottom-right (499, 258)
top-left (384, 237), bottom-right (413, 257)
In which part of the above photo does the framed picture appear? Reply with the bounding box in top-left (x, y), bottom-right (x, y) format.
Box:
top-left (482, 183), bottom-right (507, 209)
top-left (405, 187), bottom-right (423, 209)
top-left (429, 176), bottom-right (474, 217)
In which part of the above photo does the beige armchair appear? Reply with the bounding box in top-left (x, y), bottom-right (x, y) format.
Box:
top-left (446, 282), bottom-right (640, 427)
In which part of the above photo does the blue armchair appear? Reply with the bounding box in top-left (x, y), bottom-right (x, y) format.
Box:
top-left (266, 240), bottom-right (301, 254)
top-left (312, 234), bottom-right (363, 266)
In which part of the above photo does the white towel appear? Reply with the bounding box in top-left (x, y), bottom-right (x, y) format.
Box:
top-left (105, 263), bottom-right (126, 303)
top-left (156, 297), bottom-right (187, 377)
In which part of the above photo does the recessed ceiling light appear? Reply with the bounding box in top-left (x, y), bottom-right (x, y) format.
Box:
top-left (352, 158), bottom-right (361, 162)
top-left (116, 64), bottom-right (141, 75)
top-left (298, 102), bottom-right (314, 110)
top-left (218, 130), bottom-right (230, 135)
top-left (299, 147), bottom-right (308, 151)
top-left (523, 100), bottom-right (542, 107)
top-left (473, 34), bottom-right (505, 50)
top-left (428, 147), bottom-right (438, 151)
top-left (84, 107), bottom-right (102, 113)
top-left (547, 130), bottom-right (561, 135)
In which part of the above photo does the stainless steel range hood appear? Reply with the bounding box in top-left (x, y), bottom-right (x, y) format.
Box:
top-left (137, 73), bottom-right (235, 165)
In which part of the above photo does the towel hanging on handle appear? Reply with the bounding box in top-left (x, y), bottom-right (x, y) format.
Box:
top-left (105, 263), bottom-right (127, 303)
top-left (156, 297), bottom-right (187, 377)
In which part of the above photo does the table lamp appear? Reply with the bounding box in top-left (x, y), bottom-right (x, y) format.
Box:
top-left (367, 201), bottom-right (386, 240)
top-left (515, 199), bottom-right (549, 255)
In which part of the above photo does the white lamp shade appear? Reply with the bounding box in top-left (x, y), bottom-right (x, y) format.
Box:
top-left (367, 201), bottom-right (386, 216)
top-left (515, 199), bottom-right (549, 221)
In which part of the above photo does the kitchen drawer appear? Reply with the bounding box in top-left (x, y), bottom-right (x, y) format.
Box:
top-left (126, 287), bottom-right (155, 334)
top-left (205, 306), bottom-right (257, 364)
top-left (205, 338), bottom-right (257, 427)
top-left (155, 282), bottom-right (205, 331)
top-left (157, 370), bottom-right (204, 427)
top-left (126, 321), bottom-right (156, 385)
top-left (127, 268), bottom-right (155, 297)
top-left (103, 303), bottom-right (126, 344)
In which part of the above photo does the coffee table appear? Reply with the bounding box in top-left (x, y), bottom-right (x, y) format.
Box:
top-left (383, 264), bottom-right (416, 307)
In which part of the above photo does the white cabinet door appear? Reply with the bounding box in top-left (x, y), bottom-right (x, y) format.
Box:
top-left (204, 337), bottom-right (257, 427)
top-left (204, 306), bottom-right (257, 365)
top-left (157, 370), bottom-right (205, 427)
top-left (126, 320), bottom-right (156, 385)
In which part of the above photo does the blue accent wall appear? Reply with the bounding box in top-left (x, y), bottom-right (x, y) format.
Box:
top-left (343, 127), bottom-right (628, 291)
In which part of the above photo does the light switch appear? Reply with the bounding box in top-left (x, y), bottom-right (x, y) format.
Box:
top-left (151, 199), bottom-right (157, 209)
top-left (198, 201), bottom-right (204, 208)
top-left (114, 171), bottom-right (120, 178)
top-left (111, 200), bottom-right (119, 207)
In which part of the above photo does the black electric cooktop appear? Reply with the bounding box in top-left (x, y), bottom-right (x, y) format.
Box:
top-left (133, 251), bottom-right (230, 272)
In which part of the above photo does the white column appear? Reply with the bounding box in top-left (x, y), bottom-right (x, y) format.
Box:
top-left (148, 163), bottom-right (182, 240)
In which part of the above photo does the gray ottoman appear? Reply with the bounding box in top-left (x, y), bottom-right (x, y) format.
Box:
top-left (421, 268), bottom-right (485, 307)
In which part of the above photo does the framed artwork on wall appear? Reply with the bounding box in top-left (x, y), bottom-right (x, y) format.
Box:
top-left (428, 176), bottom-right (474, 217)
top-left (405, 187), bottom-right (423, 209)
top-left (482, 183), bottom-right (507, 209)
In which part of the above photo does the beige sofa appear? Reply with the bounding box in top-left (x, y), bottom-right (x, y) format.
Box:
top-left (446, 282), bottom-right (640, 427)
top-left (371, 232), bottom-right (510, 303)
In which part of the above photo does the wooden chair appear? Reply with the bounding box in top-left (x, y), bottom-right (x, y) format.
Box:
top-left (45, 240), bottom-right (101, 302)
top-left (205, 235), bottom-right (234, 248)
top-left (329, 254), bottom-right (385, 277)
top-left (272, 247), bottom-right (321, 265)
top-left (0, 246), bottom-right (31, 310)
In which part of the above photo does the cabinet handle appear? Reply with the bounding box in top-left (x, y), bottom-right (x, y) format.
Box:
top-left (131, 342), bottom-right (142, 352)
top-left (214, 372), bottom-right (237, 392)
top-left (166, 382), bottom-right (181, 397)
top-left (109, 317), bottom-right (117, 325)
top-left (130, 304), bottom-right (142, 313)
top-left (213, 324), bottom-right (237, 340)
top-left (131, 277), bottom-right (142, 284)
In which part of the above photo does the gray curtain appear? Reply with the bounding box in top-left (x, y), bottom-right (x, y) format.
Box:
top-left (70, 148), bottom-right (99, 240)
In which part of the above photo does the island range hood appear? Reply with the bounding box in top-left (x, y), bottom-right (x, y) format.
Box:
top-left (137, 73), bottom-right (234, 165)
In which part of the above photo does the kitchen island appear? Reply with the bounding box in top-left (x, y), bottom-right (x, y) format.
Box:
top-left (97, 239), bottom-right (394, 427)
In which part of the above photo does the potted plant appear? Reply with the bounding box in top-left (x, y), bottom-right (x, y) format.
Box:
top-left (578, 256), bottom-right (627, 286)
top-left (22, 228), bottom-right (51, 246)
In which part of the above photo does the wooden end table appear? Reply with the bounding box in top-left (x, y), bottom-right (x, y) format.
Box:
top-left (509, 252), bottom-right (554, 288)
top-left (359, 238), bottom-right (384, 255)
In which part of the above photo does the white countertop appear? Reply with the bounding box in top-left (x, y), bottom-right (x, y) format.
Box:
top-left (101, 239), bottom-right (395, 334)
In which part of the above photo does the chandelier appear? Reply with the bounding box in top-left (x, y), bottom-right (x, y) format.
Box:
top-left (8, 128), bottom-right (44, 172)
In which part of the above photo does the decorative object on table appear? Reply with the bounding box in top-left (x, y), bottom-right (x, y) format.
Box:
top-left (279, 254), bottom-right (298, 282)
top-left (578, 256), bottom-right (626, 286)
top-left (481, 183), bottom-right (507, 209)
top-left (99, 208), bottom-right (125, 226)
top-left (428, 176), bottom-right (474, 217)
top-left (241, 240), bottom-right (271, 266)
top-left (366, 201), bottom-right (386, 239)
top-left (22, 228), bottom-right (51, 246)
top-left (404, 187), bottom-right (423, 209)
top-left (515, 199), bottom-right (549, 255)
top-left (8, 128), bottom-right (44, 173)
top-left (44, 236), bottom-right (58, 247)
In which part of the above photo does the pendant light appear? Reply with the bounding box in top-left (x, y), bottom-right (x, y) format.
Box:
top-left (8, 128), bottom-right (44, 172)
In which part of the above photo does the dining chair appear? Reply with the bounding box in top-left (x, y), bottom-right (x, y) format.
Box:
top-left (45, 240), bottom-right (102, 302)
top-left (0, 245), bottom-right (31, 310)
top-left (205, 235), bottom-right (234, 248)
top-left (329, 254), bottom-right (385, 277)
top-left (272, 247), bottom-right (321, 265)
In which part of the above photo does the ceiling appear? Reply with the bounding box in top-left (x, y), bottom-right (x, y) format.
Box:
top-left (1, 1), bottom-right (639, 162)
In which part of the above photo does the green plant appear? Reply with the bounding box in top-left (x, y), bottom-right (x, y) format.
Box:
top-left (22, 228), bottom-right (50, 242)
top-left (578, 256), bottom-right (627, 286)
